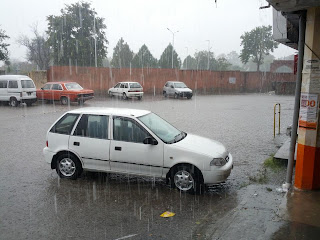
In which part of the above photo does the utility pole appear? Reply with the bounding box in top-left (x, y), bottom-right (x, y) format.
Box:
top-left (206, 40), bottom-right (210, 70)
top-left (167, 28), bottom-right (179, 68)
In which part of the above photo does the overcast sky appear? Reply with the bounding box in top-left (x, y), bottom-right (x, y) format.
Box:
top-left (0, 0), bottom-right (296, 63)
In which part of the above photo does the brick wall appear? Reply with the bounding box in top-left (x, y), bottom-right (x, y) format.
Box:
top-left (47, 66), bottom-right (295, 95)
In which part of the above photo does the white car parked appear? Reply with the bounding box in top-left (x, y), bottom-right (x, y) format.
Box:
top-left (0, 75), bottom-right (37, 106)
top-left (43, 108), bottom-right (233, 194)
top-left (163, 81), bottom-right (193, 99)
top-left (108, 82), bottom-right (143, 100)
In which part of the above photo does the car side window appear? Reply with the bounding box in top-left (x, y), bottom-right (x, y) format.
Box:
top-left (8, 81), bottom-right (18, 88)
top-left (113, 117), bottom-right (149, 143)
top-left (124, 83), bottom-right (128, 88)
top-left (74, 114), bottom-right (109, 139)
top-left (165, 82), bottom-right (169, 87)
top-left (52, 84), bottom-right (61, 90)
top-left (120, 84), bottom-right (124, 88)
top-left (114, 83), bottom-right (120, 88)
top-left (0, 80), bottom-right (7, 88)
top-left (50, 113), bottom-right (79, 135)
top-left (43, 84), bottom-right (51, 90)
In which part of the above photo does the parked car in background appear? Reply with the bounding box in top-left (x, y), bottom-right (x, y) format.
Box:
top-left (163, 81), bottom-right (193, 99)
top-left (108, 82), bottom-right (143, 100)
top-left (43, 107), bottom-right (233, 194)
top-left (37, 81), bottom-right (94, 105)
top-left (0, 75), bottom-right (37, 107)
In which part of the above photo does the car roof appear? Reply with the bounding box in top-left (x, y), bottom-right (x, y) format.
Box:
top-left (0, 75), bottom-right (32, 80)
top-left (45, 81), bottom-right (77, 84)
top-left (118, 81), bottom-right (141, 84)
top-left (167, 81), bottom-right (184, 83)
top-left (67, 107), bottom-right (150, 118)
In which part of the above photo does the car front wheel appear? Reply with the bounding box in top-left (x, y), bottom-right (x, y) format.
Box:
top-left (122, 93), bottom-right (127, 100)
top-left (56, 153), bottom-right (82, 179)
top-left (171, 165), bottom-right (204, 194)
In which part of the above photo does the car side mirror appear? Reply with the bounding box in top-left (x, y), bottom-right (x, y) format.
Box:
top-left (143, 136), bottom-right (158, 145)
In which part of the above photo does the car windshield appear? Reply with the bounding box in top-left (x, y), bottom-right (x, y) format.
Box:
top-left (138, 113), bottom-right (186, 144)
top-left (21, 80), bottom-right (35, 88)
top-left (174, 82), bottom-right (187, 88)
top-left (129, 82), bottom-right (141, 88)
top-left (65, 82), bottom-right (83, 90)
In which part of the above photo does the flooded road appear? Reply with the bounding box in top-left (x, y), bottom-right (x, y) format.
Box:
top-left (0, 94), bottom-right (294, 239)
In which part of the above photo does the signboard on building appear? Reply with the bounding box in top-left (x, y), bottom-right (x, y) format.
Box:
top-left (229, 77), bottom-right (236, 84)
top-left (299, 93), bottom-right (319, 129)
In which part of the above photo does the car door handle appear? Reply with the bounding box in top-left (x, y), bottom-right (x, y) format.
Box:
top-left (115, 146), bottom-right (121, 151)
top-left (74, 142), bottom-right (80, 146)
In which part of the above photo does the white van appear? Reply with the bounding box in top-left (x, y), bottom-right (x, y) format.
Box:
top-left (0, 75), bottom-right (37, 107)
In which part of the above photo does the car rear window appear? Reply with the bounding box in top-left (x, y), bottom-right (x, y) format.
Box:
top-left (129, 83), bottom-right (142, 88)
top-left (21, 80), bottom-right (35, 88)
top-left (50, 113), bottom-right (80, 135)
top-left (65, 82), bottom-right (83, 90)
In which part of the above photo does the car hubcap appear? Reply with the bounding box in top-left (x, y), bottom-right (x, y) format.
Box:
top-left (59, 158), bottom-right (76, 177)
top-left (174, 170), bottom-right (194, 191)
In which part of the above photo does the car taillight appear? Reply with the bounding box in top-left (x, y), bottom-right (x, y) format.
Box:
top-left (46, 141), bottom-right (48, 147)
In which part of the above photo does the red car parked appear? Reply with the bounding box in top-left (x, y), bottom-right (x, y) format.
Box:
top-left (37, 81), bottom-right (94, 105)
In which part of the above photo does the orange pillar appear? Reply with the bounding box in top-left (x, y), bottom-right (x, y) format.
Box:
top-left (294, 7), bottom-right (320, 190)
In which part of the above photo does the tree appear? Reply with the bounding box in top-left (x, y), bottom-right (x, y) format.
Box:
top-left (225, 51), bottom-right (243, 70)
top-left (111, 38), bottom-right (133, 68)
top-left (195, 50), bottom-right (217, 70)
top-left (182, 55), bottom-right (197, 70)
top-left (0, 28), bottom-right (10, 61)
top-left (46, 1), bottom-right (108, 67)
top-left (131, 44), bottom-right (157, 68)
top-left (18, 25), bottom-right (50, 70)
top-left (159, 44), bottom-right (181, 69)
top-left (216, 57), bottom-right (232, 71)
top-left (240, 25), bottom-right (278, 71)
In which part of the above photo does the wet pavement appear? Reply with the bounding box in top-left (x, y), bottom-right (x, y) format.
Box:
top-left (1, 94), bottom-right (316, 239)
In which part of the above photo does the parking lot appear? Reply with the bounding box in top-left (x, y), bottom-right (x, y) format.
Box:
top-left (0, 94), bottom-right (294, 239)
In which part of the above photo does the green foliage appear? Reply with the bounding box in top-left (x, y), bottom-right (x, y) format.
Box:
top-left (111, 38), bottom-right (133, 68)
top-left (0, 28), bottom-right (10, 61)
top-left (182, 55), bottom-right (197, 70)
top-left (159, 44), bottom-right (181, 69)
top-left (46, 1), bottom-right (108, 67)
top-left (195, 50), bottom-right (217, 70)
top-left (216, 57), bottom-right (232, 71)
top-left (131, 44), bottom-right (158, 68)
top-left (240, 25), bottom-right (278, 71)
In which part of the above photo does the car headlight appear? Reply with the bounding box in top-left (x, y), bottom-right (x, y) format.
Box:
top-left (210, 158), bottom-right (227, 166)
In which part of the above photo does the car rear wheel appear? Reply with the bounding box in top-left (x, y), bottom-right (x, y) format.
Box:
top-left (9, 97), bottom-right (19, 107)
top-left (60, 97), bottom-right (70, 105)
top-left (171, 165), bottom-right (204, 194)
top-left (56, 153), bottom-right (82, 179)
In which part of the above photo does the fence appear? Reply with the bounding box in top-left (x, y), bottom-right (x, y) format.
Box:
top-left (46, 66), bottom-right (295, 95)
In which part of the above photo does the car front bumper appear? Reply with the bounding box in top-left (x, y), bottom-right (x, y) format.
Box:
top-left (178, 92), bottom-right (193, 98)
top-left (202, 153), bottom-right (233, 184)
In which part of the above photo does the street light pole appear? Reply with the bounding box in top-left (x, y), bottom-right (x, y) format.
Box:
top-left (167, 28), bottom-right (179, 69)
top-left (93, 14), bottom-right (97, 68)
top-left (206, 40), bottom-right (210, 70)
top-left (185, 47), bottom-right (188, 69)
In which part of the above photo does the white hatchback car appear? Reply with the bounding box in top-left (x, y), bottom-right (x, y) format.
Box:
top-left (43, 108), bottom-right (233, 194)
top-left (108, 82), bottom-right (143, 100)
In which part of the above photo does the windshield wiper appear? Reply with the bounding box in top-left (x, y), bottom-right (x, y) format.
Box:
top-left (168, 132), bottom-right (186, 144)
